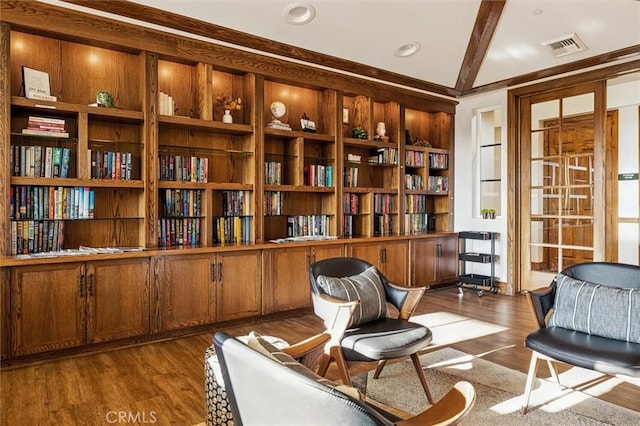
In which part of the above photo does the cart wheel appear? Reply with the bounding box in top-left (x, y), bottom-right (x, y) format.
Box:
top-left (492, 287), bottom-right (499, 294)
top-left (477, 290), bottom-right (484, 297)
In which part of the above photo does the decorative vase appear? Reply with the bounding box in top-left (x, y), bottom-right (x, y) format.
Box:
top-left (222, 109), bottom-right (233, 123)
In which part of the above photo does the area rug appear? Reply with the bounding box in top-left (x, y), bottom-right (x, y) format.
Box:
top-left (355, 348), bottom-right (640, 425)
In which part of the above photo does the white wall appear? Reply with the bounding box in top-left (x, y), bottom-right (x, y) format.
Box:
top-left (455, 90), bottom-right (508, 283)
top-left (608, 79), bottom-right (640, 265)
top-left (453, 78), bottom-right (640, 288)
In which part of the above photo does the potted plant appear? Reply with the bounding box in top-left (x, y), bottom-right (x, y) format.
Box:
top-left (481, 208), bottom-right (496, 219)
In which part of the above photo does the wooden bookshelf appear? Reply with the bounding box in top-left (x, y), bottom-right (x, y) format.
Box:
top-left (0, 3), bottom-right (458, 364)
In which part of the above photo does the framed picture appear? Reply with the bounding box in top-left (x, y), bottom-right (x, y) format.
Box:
top-left (22, 66), bottom-right (55, 101)
top-left (342, 107), bottom-right (349, 124)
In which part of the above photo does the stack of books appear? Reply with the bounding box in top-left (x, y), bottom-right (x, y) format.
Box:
top-left (266, 121), bottom-right (292, 131)
top-left (22, 116), bottom-right (69, 138)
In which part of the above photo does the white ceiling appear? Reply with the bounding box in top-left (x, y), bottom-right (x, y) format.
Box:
top-left (53, 0), bottom-right (640, 95)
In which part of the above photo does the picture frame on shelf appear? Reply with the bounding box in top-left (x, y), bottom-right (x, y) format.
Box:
top-left (342, 107), bottom-right (349, 124)
top-left (22, 66), bottom-right (57, 101)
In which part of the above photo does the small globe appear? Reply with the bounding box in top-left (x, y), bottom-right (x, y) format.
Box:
top-left (270, 101), bottom-right (286, 119)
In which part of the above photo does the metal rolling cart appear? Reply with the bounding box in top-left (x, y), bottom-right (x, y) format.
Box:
top-left (458, 231), bottom-right (498, 296)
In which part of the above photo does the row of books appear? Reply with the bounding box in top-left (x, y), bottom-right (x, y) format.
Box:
top-left (343, 193), bottom-right (361, 215)
top-left (213, 216), bottom-right (252, 245)
top-left (158, 217), bottom-right (201, 247)
top-left (429, 152), bottom-right (448, 169)
top-left (406, 194), bottom-right (428, 214)
top-left (344, 166), bottom-right (359, 187)
top-left (373, 193), bottom-right (394, 215)
top-left (158, 154), bottom-right (209, 182)
top-left (404, 213), bottom-right (430, 235)
top-left (287, 215), bottom-right (330, 238)
top-left (343, 214), bottom-right (360, 237)
top-left (265, 161), bottom-right (282, 185)
top-left (405, 150), bottom-right (425, 167)
top-left (89, 149), bottom-right (134, 180)
top-left (304, 164), bottom-right (333, 187)
top-left (11, 185), bottom-right (95, 220)
top-left (160, 189), bottom-right (203, 218)
top-left (11, 145), bottom-right (71, 178)
top-left (368, 147), bottom-right (398, 165)
top-left (373, 214), bottom-right (393, 237)
top-left (264, 191), bottom-right (284, 215)
top-left (405, 174), bottom-right (424, 190)
top-left (221, 190), bottom-right (251, 216)
top-left (10, 220), bottom-right (65, 255)
top-left (428, 176), bottom-right (449, 192)
top-left (159, 92), bottom-right (176, 116)
top-left (22, 116), bottom-right (69, 138)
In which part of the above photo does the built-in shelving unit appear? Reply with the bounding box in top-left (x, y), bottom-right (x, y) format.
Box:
top-left (0, 2), bottom-right (458, 364)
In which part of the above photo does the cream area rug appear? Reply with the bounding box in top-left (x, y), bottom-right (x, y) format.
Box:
top-left (355, 348), bottom-right (640, 425)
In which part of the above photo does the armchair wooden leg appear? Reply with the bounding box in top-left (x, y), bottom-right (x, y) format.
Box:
top-left (330, 346), bottom-right (353, 386)
top-left (372, 360), bottom-right (387, 379)
top-left (410, 353), bottom-right (434, 405)
top-left (317, 353), bottom-right (332, 377)
top-left (521, 351), bottom-right (540, 414)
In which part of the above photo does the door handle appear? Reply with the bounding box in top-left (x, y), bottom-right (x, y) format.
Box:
top-left (79, 275), bottom-right (85, 297)
top-left (211, 263), bottom-right (216, 283)
top-left (88, 274), bottom-right (94, 296)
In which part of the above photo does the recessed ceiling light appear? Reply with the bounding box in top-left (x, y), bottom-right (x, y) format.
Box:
top-left (284, 3), bottom-right (316, 25)
top-left (532, 8), bottom-right (543, 16)
top-left (394, 42), bottom-right (421, 58)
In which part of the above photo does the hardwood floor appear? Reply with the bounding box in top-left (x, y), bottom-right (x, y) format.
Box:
top-left (1, 287), bottom-right (638, 425)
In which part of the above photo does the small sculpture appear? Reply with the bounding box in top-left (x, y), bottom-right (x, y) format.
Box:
top-left (374, 122), bottom-right (389, 141)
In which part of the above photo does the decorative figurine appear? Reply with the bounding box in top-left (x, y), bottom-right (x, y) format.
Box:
top-left (374, 122), bottom-right (389, 141)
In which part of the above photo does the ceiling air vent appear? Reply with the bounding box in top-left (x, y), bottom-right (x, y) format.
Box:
top-left (542, 33), bottom-right (588, 58)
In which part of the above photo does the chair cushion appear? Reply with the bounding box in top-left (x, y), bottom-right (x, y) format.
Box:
top-left (342, 318), bottom-right (432, 361)
top-left (316, 266), bottom-right (387, 327)
top-left (247, 331), bottom-right (361, 400)
top-left (526, 327), bottom-right (640, 378)
top-left (548, 273), bottom-right (640, 343)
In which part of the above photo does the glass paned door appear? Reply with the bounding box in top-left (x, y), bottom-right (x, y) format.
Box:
top-left (522, 89), bottom-right (603, 290)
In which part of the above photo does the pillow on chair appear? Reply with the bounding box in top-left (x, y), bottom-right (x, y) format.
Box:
top-left (316, 266), bottom-right (387, 327)
top-left (548, 273), bottom-right (640, 343)
top-left (247, 331), bottom-right (361, 400)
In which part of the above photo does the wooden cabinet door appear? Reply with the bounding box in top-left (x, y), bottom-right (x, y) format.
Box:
top-left (411, 238), bottom-right (438, 286)
top-left (11, 263), bottom-right (85, 356)
top-left (381, 240), bottom-right (408, 286)
top-left (349, 242), bottom-right (381, 268)
top-left (216, 250), bottom-right (262, 321)
top-left (265, 246), bottom-right (311, 313)
top-left (310, 244), bottom-right (345, 263)
top-left (160, 254), bottom-right (215, 331)
top-left (1, 268), bottom-right (9, 360)
top-left (350, 241), bottom-right (407, 285)
top-left (86, 259), bottom-right (150, 343)
top-left (437, 236), bottom-right (459, 283)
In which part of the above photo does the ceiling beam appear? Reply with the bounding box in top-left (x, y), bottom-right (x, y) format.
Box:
top-left (455, 0), bottom-right (506, 92)
top-left (62, 0), bottom-right (461, 98)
